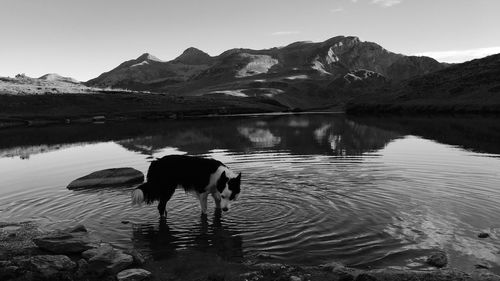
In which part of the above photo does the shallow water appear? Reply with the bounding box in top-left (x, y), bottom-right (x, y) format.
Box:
top-left (0, 114), bottom-right (499, 272)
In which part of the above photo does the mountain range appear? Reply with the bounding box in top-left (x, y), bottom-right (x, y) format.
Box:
top-left (85, 36), bottom-right (446, 108)
top-left (2, 35), bottom-right (499, 115)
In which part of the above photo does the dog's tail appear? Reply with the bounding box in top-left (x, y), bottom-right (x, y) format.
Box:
top-left (131, 183), bottom-right (147, 206)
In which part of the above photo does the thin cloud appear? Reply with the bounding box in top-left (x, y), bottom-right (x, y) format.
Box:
top-left (331, 7), bottom-right (345, 13)
top-left (415, 47), bottom-right (500, 63)
top-left (372, 0), bottom-right (402, 7)
top-left (271, 31), bottom-right (300, 36)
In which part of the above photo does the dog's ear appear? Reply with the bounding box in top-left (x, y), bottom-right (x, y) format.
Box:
top-left (236, 172), bottom-right (242, 181)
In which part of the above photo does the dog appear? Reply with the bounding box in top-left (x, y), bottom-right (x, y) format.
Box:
top-left (131, 155), bottom-right (242, 217)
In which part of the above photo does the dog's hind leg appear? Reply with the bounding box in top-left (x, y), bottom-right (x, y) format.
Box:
top-left (158, 198), bottom-right (167, 218)
top-left (157, 186), bottom-right (176, 218)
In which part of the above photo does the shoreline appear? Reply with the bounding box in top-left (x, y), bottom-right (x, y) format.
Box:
top-left (1, 221), bottom-right (499, 281)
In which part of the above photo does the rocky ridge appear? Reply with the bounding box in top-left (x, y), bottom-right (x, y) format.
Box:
top-left (85, 36), bottom-right (446, 101)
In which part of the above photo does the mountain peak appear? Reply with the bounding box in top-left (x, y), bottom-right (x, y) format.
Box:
top-left (182, 47), bottom-right (205, 54)
top-left (174, 47), bottom-right (212, 65)
top-left (136, 53), bottom-right (162, 62)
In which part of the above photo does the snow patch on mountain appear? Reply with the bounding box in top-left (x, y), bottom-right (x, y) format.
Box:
top-left (236, 54), bottom-right (279, 78)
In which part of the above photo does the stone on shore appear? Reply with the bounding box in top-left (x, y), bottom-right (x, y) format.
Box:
top-left (426, 251), bottom-right (448, 268)
top-left (1, 222), bottom-right (46, 258)
top-left (117, 268), bottom-right (152, 281)
top-left (355, 273), bottom-right (377, 281)
top-left (75, 258), bottom-right (89, 279)
top-left (82, 243), bottom-right (133, 275)
top-left (33, 224), bottom-right (96, 254)
top-left (320, 261), bottom-right (357, 280)
top-left (124, 249), bottom-right (146, 265)
top-left (14, 254), bottom-right (76, 279)
top-left (67, 167), bottom-right (144, 190)
top-left (0, 262), bottom-right (20, 280)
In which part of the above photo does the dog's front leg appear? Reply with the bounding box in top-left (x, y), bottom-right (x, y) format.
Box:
top-left (211, 192), bottom-right (221, 209)
top-left (199, 192), bottom-right (209, 214)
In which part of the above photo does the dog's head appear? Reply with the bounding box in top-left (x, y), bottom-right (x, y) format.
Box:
top-left (216, 171), bottom-right (241, 212)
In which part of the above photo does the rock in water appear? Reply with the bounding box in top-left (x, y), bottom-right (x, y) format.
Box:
top-left (117, 268), bottom-right (152, 281)
top-left (33, 226), bottom-right (96, 254)
top-left (67, 167), bottom-right (144, 190)
top-left (478, 232), bottom-right (490, 238)
top-left (83, 243), bottom-right (133, 275)
top-left (475, 261), bottom-right (492, 269)
top-left (426, 252), bottom-right (448, 268)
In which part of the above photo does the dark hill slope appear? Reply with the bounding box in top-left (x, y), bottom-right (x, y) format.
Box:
top-left (347, 53), bottom-right (500, 113)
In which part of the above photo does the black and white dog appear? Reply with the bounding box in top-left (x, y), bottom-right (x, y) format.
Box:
top-left (131, 155), bottom-right (242, 217)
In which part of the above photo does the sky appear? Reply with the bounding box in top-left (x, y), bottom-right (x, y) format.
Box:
top-left (1, 0), bottom-right (499, 81)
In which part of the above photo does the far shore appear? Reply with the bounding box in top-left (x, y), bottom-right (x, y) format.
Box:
top-left (0, 93), bottom-right (344, 129)
top-left (2, 92), bottom-right (500, 130)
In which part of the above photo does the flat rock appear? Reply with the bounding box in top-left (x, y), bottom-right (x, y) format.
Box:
top-left (33, 225), bottom-right (96, 254)
top-left (67, 167), bottom-right (144, 190)
top-left (117, 268), bottom-right (152, 281)
top-left (83, 243), bottom-right (133, 275)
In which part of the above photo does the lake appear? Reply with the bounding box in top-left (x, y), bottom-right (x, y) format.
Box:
top-left (0, 114), bottom-right (499, 273)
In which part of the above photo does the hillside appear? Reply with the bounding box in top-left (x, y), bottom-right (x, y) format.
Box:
top-left (0, 74), bottom-right (95, 95)
top-left (346, 54), bottom-right (500, 113)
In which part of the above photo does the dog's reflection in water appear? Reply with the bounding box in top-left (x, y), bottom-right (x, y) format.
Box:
top-left (132, 209), bottom-right (243, 261)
